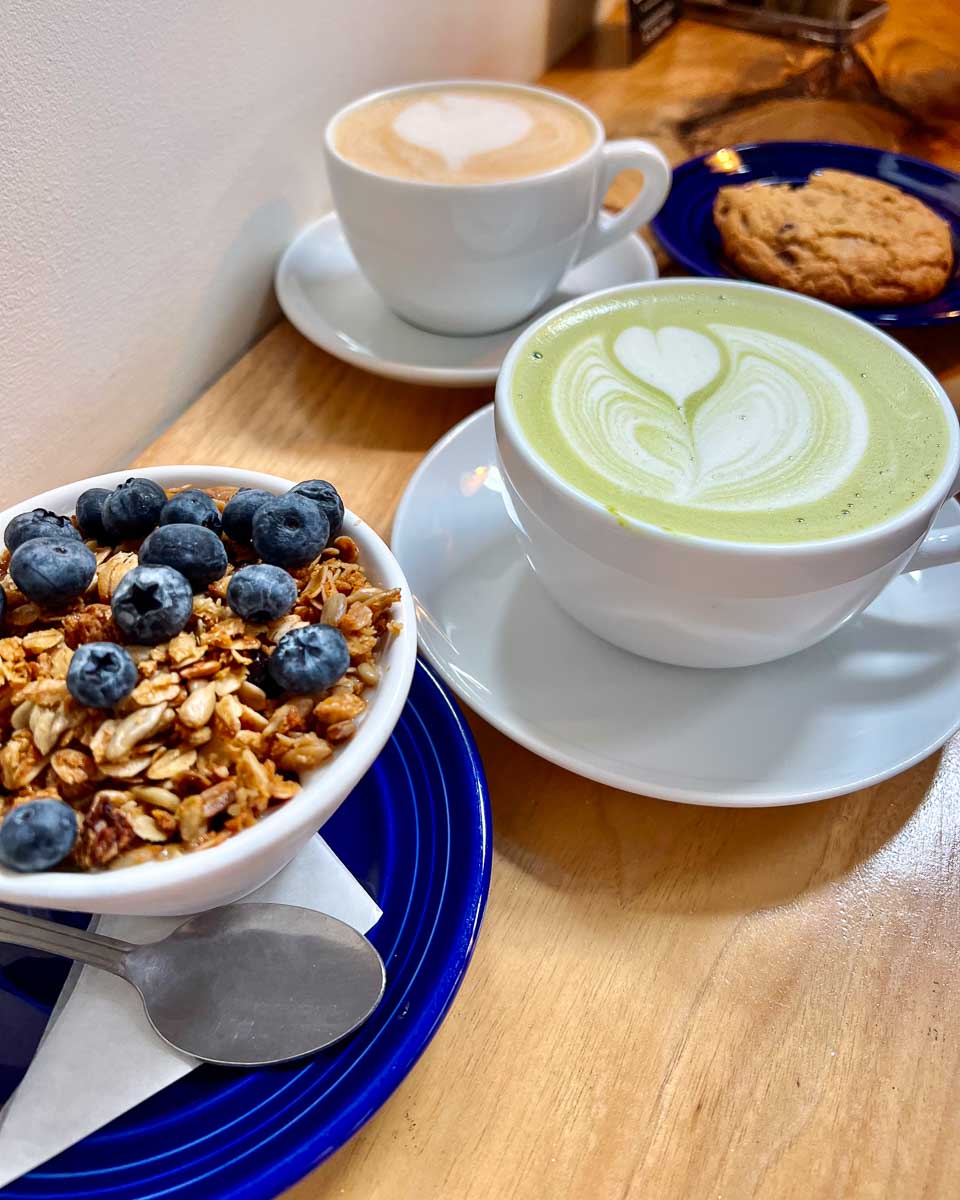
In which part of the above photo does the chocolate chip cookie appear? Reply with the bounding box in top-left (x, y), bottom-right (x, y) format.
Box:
top-left (713, 170), bottom-right (954, 307)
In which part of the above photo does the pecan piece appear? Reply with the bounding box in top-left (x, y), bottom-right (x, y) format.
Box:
top-left (61, 604), bottom-right (119, 648)
top-left (73, 793), bottom-right (139, 870)
top-left (198, 779), bottom-right (237, 819)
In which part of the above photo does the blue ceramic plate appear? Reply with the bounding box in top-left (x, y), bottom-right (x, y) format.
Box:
top-left (0, 660), bottom-right (490, 1200)
top-left (650, 141), bottom-right (960, 327)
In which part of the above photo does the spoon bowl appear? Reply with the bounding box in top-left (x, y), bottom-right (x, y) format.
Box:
top-left (0, 903), bottom-right (386, 1066)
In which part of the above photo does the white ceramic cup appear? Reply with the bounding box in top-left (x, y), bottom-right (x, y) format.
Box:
top-left (323, 80), bottom-right (671, 336)
top-left (495, 280), bottom-right (960, 669)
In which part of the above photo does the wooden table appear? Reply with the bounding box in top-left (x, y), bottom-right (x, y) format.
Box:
top-left (138, 4), bottom-right (960, 1196)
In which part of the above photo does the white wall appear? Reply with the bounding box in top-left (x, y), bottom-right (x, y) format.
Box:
top-left (0, 0), bottom-right (593, 505)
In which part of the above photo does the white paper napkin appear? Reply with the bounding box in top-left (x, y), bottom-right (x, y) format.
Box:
top-left (0, 836), bottom-right (382, 1188)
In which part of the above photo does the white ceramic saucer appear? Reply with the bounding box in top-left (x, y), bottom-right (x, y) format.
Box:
top-left (392, 405), bottom-right (960, 806)
top-left (275, 213), bottom-right (658, 387)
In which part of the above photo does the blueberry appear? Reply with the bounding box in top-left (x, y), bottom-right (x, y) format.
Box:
top-left (290, 480), bottom-right (344, 539)
top-left (67, 641), bottom-right (139, 708)
top-left (139, 523), bottom-right (228, 591)
top-left (0, 799), bottom-right (78, 872)
top-left (160, 489), bottom-right (222, 534)
top-left (101, 477), bottom-right (167, 541)
top-left (252, 494), bottom-right (328, 568)
top-left (75, 488), bottom-right (112, 541)
top-left (245, 648), bottom-right (286, 699)
top-left (0, 588), bottom-right (5, 627)
top-left (221, 488), bottom-right (273, 545)
top-left (10, 538), bottom-right (96, 606)
top-left (269, 623), bottom-right (350, 695)
top-left (4, 508), bottom-right (81, 553)
top-left (227, 564), bottom-right (297, 623)
top-left (111, 564), bottom-right (193, 644)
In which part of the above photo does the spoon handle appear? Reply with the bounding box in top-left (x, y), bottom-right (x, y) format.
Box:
top-left (0, 906), bottom-right (132, 976)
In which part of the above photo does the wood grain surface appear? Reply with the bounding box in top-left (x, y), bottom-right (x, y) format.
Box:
top-left (137, 4), bottom-right (960, 1196)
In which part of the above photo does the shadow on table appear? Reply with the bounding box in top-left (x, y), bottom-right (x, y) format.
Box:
top-left (474, 712), bottom-right (940, 917)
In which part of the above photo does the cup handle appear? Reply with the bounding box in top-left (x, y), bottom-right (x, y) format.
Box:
top-left (575, 139), bottom-right (672, 265)
top-left (901, 469), bottom-right (960, 571)
top-left (903, 522), bottom-right (960, 571)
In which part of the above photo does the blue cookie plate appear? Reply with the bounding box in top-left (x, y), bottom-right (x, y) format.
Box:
top-left (651, 140), bottom-right (960, 327)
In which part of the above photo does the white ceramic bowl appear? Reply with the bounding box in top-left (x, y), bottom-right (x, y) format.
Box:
top-left (0, 466), bottom-right (417, 915)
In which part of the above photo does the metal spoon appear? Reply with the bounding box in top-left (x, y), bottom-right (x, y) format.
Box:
top-left (0, 903), bottom-right (385, 1066)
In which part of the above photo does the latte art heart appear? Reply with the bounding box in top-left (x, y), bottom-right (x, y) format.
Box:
top-left (551, 323), bottom-right (869, 510)
top-left (393, 95), bottom-right (533, 171)
top-left (613, 326), bottom-right (721, 407)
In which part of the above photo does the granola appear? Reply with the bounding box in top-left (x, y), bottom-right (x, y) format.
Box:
top-left (0, 483), bottom-right (400, 872)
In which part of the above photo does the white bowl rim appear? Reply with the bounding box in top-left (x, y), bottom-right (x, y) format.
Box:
top-left (0, 465), bottom-right (417, 909)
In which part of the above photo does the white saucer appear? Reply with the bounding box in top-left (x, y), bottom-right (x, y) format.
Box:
top-left (275, 213), bottom-right (659, 388)
top-left (392, 405), bottom-right (960, 806)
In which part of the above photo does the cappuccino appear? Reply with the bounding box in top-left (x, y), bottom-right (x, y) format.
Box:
top-left (332, 85), bottom-right (596, 185)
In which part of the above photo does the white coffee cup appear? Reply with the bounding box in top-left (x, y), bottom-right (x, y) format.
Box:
top-left (495, 280), bottom-right (960, 669)
top-left (323, 80), bottom-right (671, 337)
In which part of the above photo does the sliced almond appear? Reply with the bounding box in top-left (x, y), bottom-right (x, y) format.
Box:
top-left (131, 785), bottom-right (180, 812)
top-left (238, 679), bottom-right (267, 710)
top-left (128, 809), bottom-right (169, 842)
top-left (178, 682), bottom-right (216, 729)
top-left (167, 631), bottom-right (203, 666)
top-left (213, 667), bottom-right (245, 696)
top-left (130, 672), bottom-right (182, 707)
top-left (100, 754), bottom-right (153, 779)
top-left (29, 703), bottom-right (73, 756)
top-left (146, 745), bottom-right (198, 780)
top-left (22, 628), bottom-right (65, 654)
top-left (213, 693), bottom-right (242, 738)
top-left (106, 703), bottom-right (169, 762)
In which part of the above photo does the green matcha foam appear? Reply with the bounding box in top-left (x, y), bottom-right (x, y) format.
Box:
top-left (511, 285), bottom-right (949, 544)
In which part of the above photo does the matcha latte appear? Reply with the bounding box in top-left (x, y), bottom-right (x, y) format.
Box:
top-left (510, 285), bottom-right (949, 543)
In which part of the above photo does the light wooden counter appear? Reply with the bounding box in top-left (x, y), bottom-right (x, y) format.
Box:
top-left (137, 4), bottom-right (960, 1195)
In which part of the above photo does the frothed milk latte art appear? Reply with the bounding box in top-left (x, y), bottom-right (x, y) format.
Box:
top-left (511, 286), bottom-right (949, 543)
top-left (333, 86), bottom-right (595, 184)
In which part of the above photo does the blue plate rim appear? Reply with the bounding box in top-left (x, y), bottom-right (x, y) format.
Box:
top-left (253, 657), bottom-right (492, 1196)
top-left (650, 139), bottom-right (960, 328)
